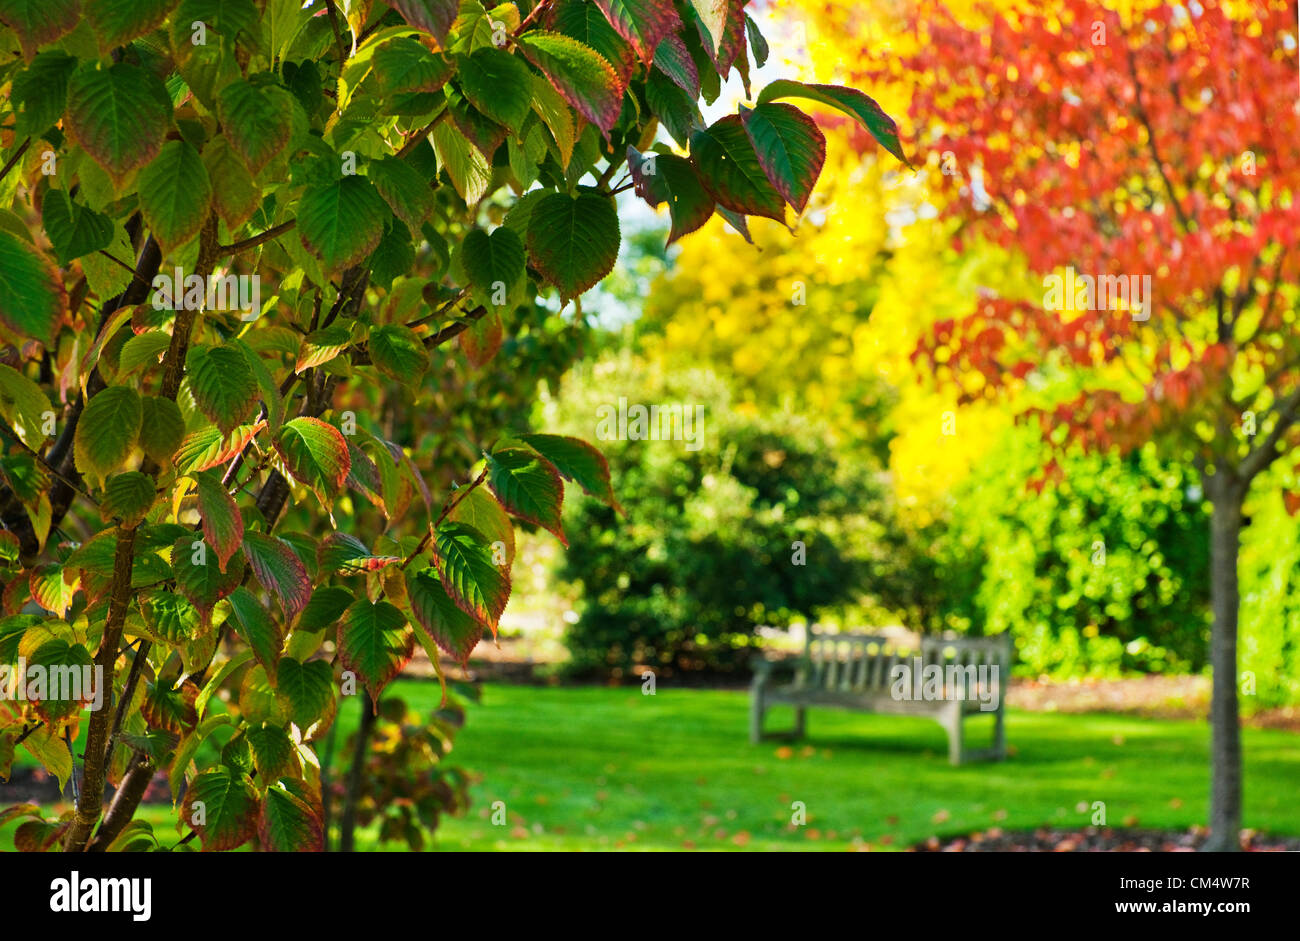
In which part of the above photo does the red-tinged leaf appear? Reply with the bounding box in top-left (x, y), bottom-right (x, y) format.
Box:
top-left (142, 679), bottom-right (198, 734)
top-left (740, 102), bottom-right (826, 216)
top-left (518, 433), bottom-right (620, 512)
top-left (64, 62), bottom-right (172, 184)
top-left (274, 417), bottom-right (351, 507)
top-left (85, 0), bottom-right (180, 55)
top-left (138, 588), bottom-right (202, 644)
top-left (14, 818), bottom-right (69, 851)
top-left (653, 31), bottom-right (699, 97)
top-left (29, 564), bottom-right (77, 617)
top-left (405, 566), bottom-right (484, 666)
top-left (337, 598), bottom-right (414, 708)
top-left (550, 0), bottom-right (635, 89)
top-left (525, 190), bottom-right (620, 300)
top-left (258, 783), bottom-right (324, 851)
top-left (432, 521), bottom-right (510, 630)
top-left (0, 0), bottom-right (79, 59)
top-left (27, 639), bottom-right (94, 722)
top-left (627, 147), bottom-right (713, 246)
top-left (1285, 491), bottom-right (1300, 517)
top-left (216, 79), bottom-right (294, 177)
top-left (690, 115), bottom-right (786, 223)
top-left (387, 0), bottom-right (458, 46)
top-left (487, 447), bottom-right (567, 545)
top-left (194, 470), bottom-right (242, 573)
top-left (317, 532), bottom-right (401, 575)
top-left (518, 32), bottom-right (623, 134)
top-left (295, 323), bottom-right (352, 374)
top-left (594, 0), bottom-right (680, 63)
top-left (755, 80), bottom-right (909, 167)
top-left (460, 309), bottom-right (504, 367)
top-left (446, 484), bottom-right (514, 566)
top-left (174, 421), bottom-right (266, 475)
top-left (171, 534), bottom-right (245, 628)
top-left (242, 531), bottom-right (312, 622)
top-left (0, 230), bottom-right (65, 348)
top-left (182, 766), bottom-right (259, 851)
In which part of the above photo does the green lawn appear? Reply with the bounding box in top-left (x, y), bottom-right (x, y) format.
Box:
top-left (7, 680), bottom-right (1300, 851)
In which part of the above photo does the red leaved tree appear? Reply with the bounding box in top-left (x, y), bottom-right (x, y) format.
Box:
top-left (889, 0), bottom-right (1299, 849)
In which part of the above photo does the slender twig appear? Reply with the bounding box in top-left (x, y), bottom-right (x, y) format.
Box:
top-left (219, 219), bottom-right (296, 255)
top-left (396, 110), bottom-right (448, 159)
top-left (101, 638), bottom-right (152, 775)
top-left (97, 250), bottom-right (156, 291)
top-left (0, 419), bottom-right (100, 507)
top-left (407, 287), bottom-right (470, 329)
top-left (0, 138), bottom-right (31, 185)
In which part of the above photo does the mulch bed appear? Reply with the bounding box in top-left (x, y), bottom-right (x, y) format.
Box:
top-left (912, 826), bottom-right (1300, 852)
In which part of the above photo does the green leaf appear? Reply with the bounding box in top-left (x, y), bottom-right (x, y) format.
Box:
top-left (690, 115), bottom-right (786, 223)
top-left (745, 13), bottom-right (768, 68)
top-left (42, 188), bottom-right (113, 265)
top-left (225, 586), bottom-right (283, 675)
top-left (430, 120), bottom-right (492, 205)
top-left (274, 656), bottom-right (333, 728)
top-left (29, 563), bottom-right (76, 615)
top-left (755, 80), bottom-right (909, 166)
top-left (274, 417), bottom-right (351, 507)
top-left (368, 323), bottom-right (429, 385)
top-left (194, 469), bottom-right (242, 572)
top-left (258, 782), bottom-right (323, 850)
top-left (387, 0), bottom-right (458, 45)
top-left (593, 0), bottom-right (679, 63)
top-left (118, 330), bottom-right (172, 376)
top-left (627, 148), bottom-right (713, 246)
top-left (186, 344), bottom-right (259, 435)
top-left (739, 102), bottom-right (827, 215)
top-left (367, 156), bottom-right (435, 232)
top-left (247, 726), bottom-right (296, 782)
top-left (295, 323), bottom-right (352, 374)
top-left (296, 175), bottom-right (389, 274)
top-left (530, 72), bottom-right (575, 168)
top-left (138, 588), bottom-right (202, 644)
top-left (457, 47), bottom-right (533, 134)
top-left (445, 484), bottom-right (514, 566)
top-left (74, 385), bottom-right (142, 486)
top-left (183, 766), bottom-right (259, 851)
top-left (524, 190), bottom-right (620, 300)
top-left (194, 649), bottom-right (251, 720)
top-left (85, 0), bottom-right (179, 50)
top-left (0, 363), bottom-right (52, 447)
top-left (101, 471), bottom-right (156, 526)
top-left (242, 531), bottom-right (312, 621)
top-left (11, 50), bottom-right (78, 136)
top-left (405, 566), bottom-right (484, 666)
top-left (0, 229), bottom-right (65, 347)
top-left (18, 726), bottom-right (71, 791)
top-left (138, 140), bottom-right (213, 251)
top-left (432, 520), bottom-right (510, 629)
top-left (65, 63), bottom-right (172, 184)
top-left (461, 226), bottom-right (524, 308)
top-left (138, 396), bottom-right (186, 465)
top-left (0, 0), bottom-right (79, 59)
top-left (487, 446), bottom-right (566, 544)
top-left (297, 585), bottom-right (353, 631)
top-left (203, 136), bottom-right (262, 231)
top-left (216, 79), bottom-right (295, 176)
top-left (27, 639), bottom-right (93, 721)
top-left (518, 433), bottom-right (619, 511)
top-left (371, 35), bottom-right (453, 96)
top-left (518, 31), bottom-right (623, 134)
top-left (170, 533), bottom-right (245, 627)
top-left (318, 532), bottom-right (400, 575)
top-left (338, 598), bottom-right (413, 707)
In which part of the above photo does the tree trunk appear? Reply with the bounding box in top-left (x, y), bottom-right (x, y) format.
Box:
top-left (1203, 477), bottom-right (1244, 852)
top-left (337, 691), bottom-right (376, 852)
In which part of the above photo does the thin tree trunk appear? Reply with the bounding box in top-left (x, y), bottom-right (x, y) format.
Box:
top-left (1203, 477), bottom-right (1244, 852)
top-left (337, 691), bottom-right (376, 852)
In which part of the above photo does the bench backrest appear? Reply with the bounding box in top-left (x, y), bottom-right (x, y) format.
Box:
top-left (795, 628), bottom-right (1012, 697)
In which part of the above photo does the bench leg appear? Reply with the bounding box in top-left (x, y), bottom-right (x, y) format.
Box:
top-left (749, 690), bottom-right (765, 744)
top-left (793, 707), bottom-right (806, 740)
top-left (943, 705), bottom-right (964, 766)
top-left (992, 706), bottom-right (1006, 760)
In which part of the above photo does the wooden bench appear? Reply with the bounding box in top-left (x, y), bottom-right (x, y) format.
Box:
top-left (750, 629), bottom-right (1012, 765)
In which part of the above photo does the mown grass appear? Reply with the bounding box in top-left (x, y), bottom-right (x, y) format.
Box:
top-left (6, 680), bottom-right (1299, 851)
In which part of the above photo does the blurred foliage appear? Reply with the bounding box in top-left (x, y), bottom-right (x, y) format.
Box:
top-left (535, 352), bottom-right (886, 678)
